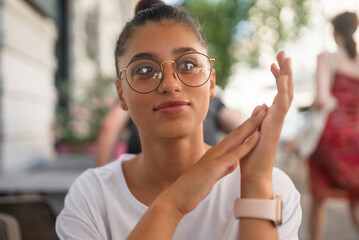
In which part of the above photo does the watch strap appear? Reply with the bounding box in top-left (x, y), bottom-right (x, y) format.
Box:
top-left (234, 196), bottom-right (282, 226)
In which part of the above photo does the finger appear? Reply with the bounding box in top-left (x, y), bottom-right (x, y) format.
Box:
top-left (231, 131), bottom-right (260, 164)
top-left (222, 131), bottom-right (260, 176)
top-left (271, 63), bottom-right (280, 79)
top-left (238, 130), bottom-right (260, 156)
top-left (277, 52), bottom-right (293, 81)
top-left (276, 75), bottom-right (289, 103)
top-left (273, 75), bottom-right (291, 116)
top-left (233, 105), bottom-right (267, 136)
top-left (251, 104), bottom-right (264, 117)
top-left (275, 52), bottom-right (293, 101)
top-left (276, 51), bottom-right (286, 70)
top-left (251, 104), bottom-right (268, 132)
top-left (216, 106), bottom-right (267, 154)
top-left (283, 57), bottom-right (293, 100)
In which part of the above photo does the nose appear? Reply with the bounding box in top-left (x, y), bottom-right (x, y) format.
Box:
top-left (157, 61), bottom-right (182, 94)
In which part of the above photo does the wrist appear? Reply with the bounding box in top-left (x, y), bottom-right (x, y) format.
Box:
top-left (152, 192), bottom-right (184, 223)
top-left (241, 179), bottom-right (273, 199)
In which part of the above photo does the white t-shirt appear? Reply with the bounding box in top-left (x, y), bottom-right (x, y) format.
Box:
top-left (56, 154), bottom-right (302, 240)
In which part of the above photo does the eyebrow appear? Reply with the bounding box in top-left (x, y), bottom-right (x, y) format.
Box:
top-left (173, 47), bottom-right (198, 55)
top-left (128, 47), bottom-right (199, 64)
top-left (128, 52), bottom-right (156, 63)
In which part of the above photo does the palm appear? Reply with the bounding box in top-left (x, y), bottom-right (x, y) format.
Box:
top-left (240, 51), bottom-right (293, 181)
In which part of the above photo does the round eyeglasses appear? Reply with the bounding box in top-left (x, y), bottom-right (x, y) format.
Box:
top-left (119, 52), bottom-right (215, 94)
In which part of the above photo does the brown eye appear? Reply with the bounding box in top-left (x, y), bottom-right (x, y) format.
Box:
top-left (135, 65), bottom-right (156, 74)
top-left (177, 59), bottom-right (199, 74)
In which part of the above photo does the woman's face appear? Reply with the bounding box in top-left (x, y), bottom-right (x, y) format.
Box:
top-left (116, 21), bottom-right (216, 142)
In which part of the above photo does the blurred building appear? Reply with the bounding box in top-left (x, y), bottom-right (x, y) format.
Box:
top-left (0, 0), bottom-right (137, 175)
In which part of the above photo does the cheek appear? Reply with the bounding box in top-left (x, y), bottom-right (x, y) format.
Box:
top-left (127, 94), bottom-right (144, 112)
top-left (192, 87), bottom-right (211, 120)
top-left (126, 94), bottom-right (151, 123)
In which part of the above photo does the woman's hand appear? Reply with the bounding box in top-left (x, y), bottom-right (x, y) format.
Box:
top-left (158, 104), bottom-right (268, 216)
top-left (240, 51), bottom-right (293, 198)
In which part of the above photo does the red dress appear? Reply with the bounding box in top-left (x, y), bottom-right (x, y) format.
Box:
top-left (309, 72), bottom-right (359, 201)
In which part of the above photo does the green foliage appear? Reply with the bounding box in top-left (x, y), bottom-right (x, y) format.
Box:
top-left (182, 0), bottom-right (255, 87)
top-left (180, 0), bottom-right (311, 88)
top-left (240, 0), bottom-right (311, 65)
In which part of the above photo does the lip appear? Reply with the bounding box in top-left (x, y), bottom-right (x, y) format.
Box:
top-left (154, 100), bottom-right (190, 114)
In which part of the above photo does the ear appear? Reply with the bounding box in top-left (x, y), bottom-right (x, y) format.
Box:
top-left (115, 80), bottom-right (128, 111)
top-left (209, 68), bottom-right (216, 99)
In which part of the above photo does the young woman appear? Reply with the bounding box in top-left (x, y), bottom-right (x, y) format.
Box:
top-left (309, 11), bottom-right (359, 240)
top-left (56, 1), bottom-right (301, 239)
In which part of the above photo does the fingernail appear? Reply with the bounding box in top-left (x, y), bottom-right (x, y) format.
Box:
top-left (260, 104), bottom-right (267, 111)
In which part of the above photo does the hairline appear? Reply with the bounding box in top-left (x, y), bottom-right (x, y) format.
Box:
top-left (116, 20), bottom-right (208, 74)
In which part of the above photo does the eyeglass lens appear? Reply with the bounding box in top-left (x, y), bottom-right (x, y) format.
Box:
top-left (125, 53), bottom-right (212, 93)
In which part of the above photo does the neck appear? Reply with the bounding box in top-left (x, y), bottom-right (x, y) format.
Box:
top-left (137, 128), bottom-right (209, 191)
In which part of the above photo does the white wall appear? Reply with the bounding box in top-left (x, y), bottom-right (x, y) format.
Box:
top-left (0, 0), bottom-right (57, 174)
top-left (0, 0), bottom-right (138, 175)
top-left (69, 0), bottom-right (136, 104)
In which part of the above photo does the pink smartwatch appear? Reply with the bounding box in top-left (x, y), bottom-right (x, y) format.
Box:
top-left (234, 196), bottom-right (282, 226)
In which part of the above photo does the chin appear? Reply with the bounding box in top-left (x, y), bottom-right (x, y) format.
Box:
top-left (160, 125), bottom-right (202, 142)
top-left (160, 128), bottom-right (190, 140)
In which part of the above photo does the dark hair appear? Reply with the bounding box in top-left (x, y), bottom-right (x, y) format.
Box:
top-left (114, 0), bottom-right (207, 78)
top-left (332, 11), bottom-right (358, 59)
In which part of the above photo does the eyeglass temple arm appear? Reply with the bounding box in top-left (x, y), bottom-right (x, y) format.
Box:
top-left (118, 69), bottom-right (127, 79)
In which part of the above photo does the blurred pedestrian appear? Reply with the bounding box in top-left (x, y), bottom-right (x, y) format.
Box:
top-left (308, 11), bottom-right (359, 240)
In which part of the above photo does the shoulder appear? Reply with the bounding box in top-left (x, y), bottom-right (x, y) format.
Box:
top-left (272, 167), bottom-right (300, 206)
top-left (56, 154), bottom-right (137, 238)
top-left (68, 154), bottom-right (136, 196)
top-left (317, 51), bottom-right (333, 63)
top-left (272, 167), bottom-right (296, 190)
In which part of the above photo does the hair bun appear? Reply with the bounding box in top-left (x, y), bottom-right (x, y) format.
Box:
top-left (135, 0), bottom-right (165, 15)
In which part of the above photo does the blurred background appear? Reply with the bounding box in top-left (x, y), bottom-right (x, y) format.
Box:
top-left (0, 0), bottom-right (358, 239)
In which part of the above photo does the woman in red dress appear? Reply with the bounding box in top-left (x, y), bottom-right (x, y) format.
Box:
top-left (309, 11), bottom-right (359, 240)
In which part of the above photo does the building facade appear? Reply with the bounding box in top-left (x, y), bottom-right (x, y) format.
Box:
top-left (0, 0), bottom-right (136, 175)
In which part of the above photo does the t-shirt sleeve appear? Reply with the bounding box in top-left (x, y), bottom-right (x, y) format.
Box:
top-left (56, 170), bottom-right (107, 240)
top-left (273, 168), bottom-right (302, 240)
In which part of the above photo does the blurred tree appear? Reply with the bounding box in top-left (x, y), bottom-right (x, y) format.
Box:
top-left (181, 0), bottom-right (311, 88)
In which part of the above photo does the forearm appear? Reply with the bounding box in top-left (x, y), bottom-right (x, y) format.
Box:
top-left (127, 195), bottom-right (183, 240)
top-left (239, 218), bottom-right (278, 240)
top-left (239, 180), bottom-right (278, 240)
